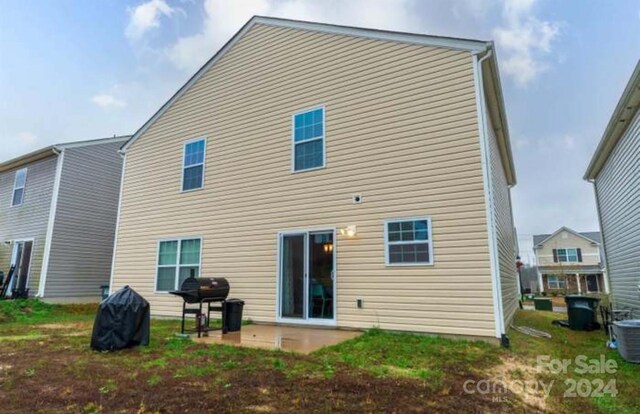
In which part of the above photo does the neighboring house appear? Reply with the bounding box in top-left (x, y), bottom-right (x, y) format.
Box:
top-left (110, 17), bottom-right (519, 342)
top-left (533, 227), bottom-right (608, 295)
top-left (585, 60), bottom-right (640, 310)
top-left (0, 136), bottom-right (128, 302)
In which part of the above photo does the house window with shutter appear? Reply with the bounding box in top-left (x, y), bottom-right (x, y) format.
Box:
top-left (553, 248), bottom-right (582, 263)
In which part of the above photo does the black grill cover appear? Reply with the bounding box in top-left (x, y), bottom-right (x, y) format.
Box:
top-left (90, 286), bottom-right (150, 351)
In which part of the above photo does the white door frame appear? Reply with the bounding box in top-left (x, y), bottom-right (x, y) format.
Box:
top-left (8, 238), bottom-right (35, 293)
top-left (276, 227), bottom-right (336, 326)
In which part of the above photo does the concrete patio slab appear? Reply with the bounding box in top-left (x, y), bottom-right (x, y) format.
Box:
top-left (194, 324), bottom-right (362, 354)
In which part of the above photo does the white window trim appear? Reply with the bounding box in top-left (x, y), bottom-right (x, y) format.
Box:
top-left (557, 247), bottom-right (578, 263)
top-left (154, 236), bottom-right (203, 293)
top-left (291, 105), bottom-right (326, 173)
top-left (10, 168), bottom-right (28, 207)
top-left (547, 275), bottom-right (566, 289)
top-left (181, 137), bottom-right (207, 193)
top-left (384, 216), bottom-right (434, 266)
top-left (8, 238), bottom-right (35, 294)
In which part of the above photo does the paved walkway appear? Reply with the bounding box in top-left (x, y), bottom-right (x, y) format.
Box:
top-left (523, 304), bottom-right (567, 313)
top-left (195, 324), bottom-right (362, 354)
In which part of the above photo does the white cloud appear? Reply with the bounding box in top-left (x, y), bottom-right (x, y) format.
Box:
top-left (166, 0), bottom-right (419, 73)
top-left (126, 0), bottom-right (176, 41)
top-left (91, 94), bottom-right (127, 108)
top-left (16, 131), bottom-right (39, 146)
top-left (493, 0), bottom-right (560, 86)
top-left (0, 132), bottom-right (42, 162)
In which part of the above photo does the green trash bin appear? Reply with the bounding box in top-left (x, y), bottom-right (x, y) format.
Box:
top-left (534, 298), bottom-right (553, 311)
top-left (565, 295), bottom-right (600, 331)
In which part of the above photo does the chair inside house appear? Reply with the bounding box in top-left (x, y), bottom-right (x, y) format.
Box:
top-left (311, 283), bottom-right (329, 319)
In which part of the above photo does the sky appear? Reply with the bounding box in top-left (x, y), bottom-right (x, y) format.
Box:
top-left (1, 0), bottom-right (639, 261)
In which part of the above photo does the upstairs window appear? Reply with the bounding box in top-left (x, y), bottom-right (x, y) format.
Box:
top-left (156, 238), bottom-right (202, 291)
top-left (555, 248), bottom-right (581, 263)
top-left (11, 168), bottom-right (27, 206)
top-left (293, 107), bottom-right (325, 172)
top-left (385, 217), bottom-right (434, 265)
top-left (182, 138), bottom-right (206, 191)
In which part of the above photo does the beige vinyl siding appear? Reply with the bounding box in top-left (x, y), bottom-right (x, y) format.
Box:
top-left (595, 108), bottom-right (640, 309)
top-left (485, 103), bottom-right (518, 327)
top-left (112, 24), bottom-right (496, 337)
top-left (0, 156), bottom-right (58, 292)
top-left (535, 231), bottom-right (601, 267)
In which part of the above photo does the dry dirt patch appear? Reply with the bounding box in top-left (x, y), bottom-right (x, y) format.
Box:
top-left (490, 355), bottom-right (547, 412)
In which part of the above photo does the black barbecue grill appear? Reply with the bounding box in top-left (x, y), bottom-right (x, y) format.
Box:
top-left (170, 277), bottom-right (230, 337)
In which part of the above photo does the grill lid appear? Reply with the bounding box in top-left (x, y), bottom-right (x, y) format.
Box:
top-left (170, 277), bottom-right (230, 303)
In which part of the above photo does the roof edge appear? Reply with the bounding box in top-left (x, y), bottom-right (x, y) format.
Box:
top-left (585, 60), bottom-right (640, 180)
top-left (0, 146), bottom-right (57, 173)
top-left (121, 15), bottom-right (491, 153)
top-left (533, 226), bottom-right (601, 247)
top-left (56, 135), bottom-right (131, 150)
top-left (481, 43), bottom-right (516, 186)
top-left (253, 16), bottom-right (489, 52)
top-left (0, 135), bottom-right (131, 173)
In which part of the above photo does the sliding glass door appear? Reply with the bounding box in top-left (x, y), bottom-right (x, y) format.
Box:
top-left (280, 234), bottom-right (305, 319)
top-left (279, 230), bottom-right (335, 323)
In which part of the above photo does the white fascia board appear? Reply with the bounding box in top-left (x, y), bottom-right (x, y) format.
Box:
top-left (255, 16), bottom-right (488, 52)
top-left (37, 149), bottom-right (65, 297)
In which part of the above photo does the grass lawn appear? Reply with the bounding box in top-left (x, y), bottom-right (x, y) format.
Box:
top-left (0, 300), bottom-right (637, 413)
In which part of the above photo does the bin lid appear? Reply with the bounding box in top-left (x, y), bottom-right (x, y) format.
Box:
top-left (564, 295), bottom-right (600, 302)
top-left (226, 298), bottom-right (244, 304)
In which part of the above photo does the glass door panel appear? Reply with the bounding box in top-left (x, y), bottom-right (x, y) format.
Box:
top-left (308, 232), bottom-right (334, 320)
top-left (280, 234), bottom-right (305, 319)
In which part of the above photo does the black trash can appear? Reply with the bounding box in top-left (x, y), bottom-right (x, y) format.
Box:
top-left (224, 299), bottom-right (244, 332)
top-left (565, 295), bottom-right (600, 331)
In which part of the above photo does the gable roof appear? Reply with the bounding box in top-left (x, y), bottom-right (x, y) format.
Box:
top-left (585, 60), bottom-right (640, 180)
top-left (119, 16), bottom-right (515, 185)
top-left (121, 16), bottom-right (489, 153)
top-left (533, 226), bottom-right (601, 247)
top-left (0, 135), bottom-right (130, 173)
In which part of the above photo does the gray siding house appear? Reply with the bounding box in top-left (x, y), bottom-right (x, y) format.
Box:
top-left (0, 136), bottom-right (128, 302)
top-left (585, 60), bottom-right (640, 310)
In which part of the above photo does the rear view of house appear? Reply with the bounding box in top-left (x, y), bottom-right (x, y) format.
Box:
top-left (585, 60), bottom-right (640, 310)
top-left (533, 227), bottom-right (608, 294)
top-left (0, 136), bottom-right (127, 302)
top-left (111, 17), bottom-right (518, 341)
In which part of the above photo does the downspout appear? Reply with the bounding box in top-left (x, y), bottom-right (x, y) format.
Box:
top-left (473, 47), bottom-right (508, 345)
top-left (37, 147), bottom-right (64, 297)
top-left (107, 149), bottom-right (127, 295)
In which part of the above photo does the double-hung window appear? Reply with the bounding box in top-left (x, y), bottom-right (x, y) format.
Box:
top-left (385, 217), bottom-right (433, 265)
top-left (557, 248), bottom-right (578, 262)
top-left (293, 107), bottom-right (324, 171)
top-left (182, 138), bottom-right (206, 191)
top-left (11, 168), bottom-right (27, 206)
top-left (156, 238), bottom-right (202, 291)
top-left (547, 275), bottom-right (565, 289)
